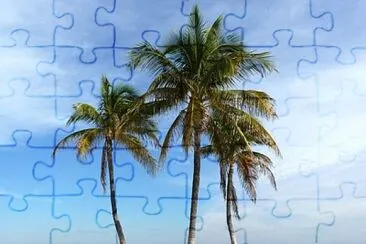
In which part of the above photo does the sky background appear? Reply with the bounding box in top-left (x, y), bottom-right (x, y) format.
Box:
top-left (0, 0), bottom-right (366, 243)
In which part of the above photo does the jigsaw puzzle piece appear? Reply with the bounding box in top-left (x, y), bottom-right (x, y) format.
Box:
top-left (238, 31), bottom-right (318, 110)
top-left (254, 168), bottom-right (320, 215)
top-left (298, 46), bottom-right (366, 173)
top-left (0, 79), bottom-right (63, 145)
top-left (233, 129), bottom-right (320, 214)
top-left (268, 96), bottom-right (337, 147)
top-left (33, 126), bottom-right (134, 196)
top-left (54, 0), bottom-right (115, 62)
top-left (195, 183), bottom-right (333, 243)
top-left (224, 0), bottom-right (332, 46)
top-left (236, 199), bottom-right (334, 243)
top-left (51, 180), bottom-right (118, 244)
top-left (0, 130), bottom-right (58, 211)
top-left (0, 31), bottom-right (55, 96)
top-left (0, 195), bottom-right (70, 244)
top-left (315, 79), bottom-right (366, 152)
top-left (37, 46), bottom-right (132, 99)
top-left (96, 0), bottom-right (186, 48)
top-left (303, 49), bottom-right (366, 152)
top-left (192, 183), bottom-right (246, 244)
top-left (114, 146), bottom-right (189, 214)
top-left (317, 183), bottom-right (366, 243)
top-left (167, 149), bottom-right (222, 201)
top-left (0, 0), bottom-right (72, 46)
top-left (301, 149), bottom-right (366, 199)
top-left (96, 197), bottom-right (202, 244)
top-left (312, 0), bottom-right (366, 63)
top-left (298, 46), bottom-right (356, 83)
top-left (298, 46), bottom-right (365, 98)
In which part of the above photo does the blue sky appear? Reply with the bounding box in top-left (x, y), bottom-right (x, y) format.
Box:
top-left (0, 0), bottom-right (366, 243)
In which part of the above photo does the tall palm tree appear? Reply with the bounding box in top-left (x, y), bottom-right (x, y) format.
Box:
top-left (203, 110), bottom-right (282, 244)
top-left (52, 76), bottom-right (159, 244)
top-left (128, 5), bottom-right (277, 244)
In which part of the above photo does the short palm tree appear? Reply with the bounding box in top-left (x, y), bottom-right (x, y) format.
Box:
top-left (52, 76), bottom-right (159, 244)
top-left (203, 110), bottom-right (282, 244)
top-left (128, 5), bottom-right (277, 244)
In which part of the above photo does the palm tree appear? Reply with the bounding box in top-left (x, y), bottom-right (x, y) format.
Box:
top-left (128, 5), bottom-right (277, 244)
top-left (52, 76), bottom-right (159, 244)
top-left (203, 110), bottom-right (282, 244)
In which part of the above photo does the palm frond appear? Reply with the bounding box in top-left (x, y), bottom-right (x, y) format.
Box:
top-left (236, 51), bottom-right (277, 79)
top-left (236, 117), bottom-right (282, 158)
top-left (128, 41), bottom-right (178, 76)
top-left (100, 76), bottom-right (112, 113)
top-left (117, 133), bottom-right (157, 176)
top-left (200, 145), bottom-right (214, 158)
top-left (75, 128), bottom-right (102, 159)
top-left (164, 32), bottom-right (193, 71)
top-left (211, 103), bottom-right (281, 157)
top-left (112, 83), bottom-right (139, 111)
top-left (66, 103), bottom-right (102, 127)
top-left (236, 154), bottom-right (257, 202)
top-left (52, 128), bottom-right (101, 157)
top-left (211, 89), bottom-right (278, 120)
top-left (188, 4), bottom-right (206, 73)
top-left (251, 151), bottom-right (277, 190)
top-left (159, 109), bottom-right (186, 163)
top-left (204, 15), bottom-right (223, 50)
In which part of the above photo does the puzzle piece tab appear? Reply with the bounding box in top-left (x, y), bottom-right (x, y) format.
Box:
top-left (54, 0), bottom-right (115, 61)
top-left (224, 0), bottom-right (332, 46)
top-left (318, 183), bottom-right (366, 243)
top-left (96, 197), bottom-right (200, 244)
top-left (239, 31), bottom-right (318, 112)
top-left (96, 0), bottom-right (186, 48)
top-left (51, 180), bottom-right (118, 244)
top-left (0, 79), bottom-right (62, 145)
top-left (0, 0), bottom-right (72, 46)
top-left (269, 97), bottom-right (337, 147)
top-left (55, 80), bottom-right (100, 121)
top-left (168, 150), bottom-right (222, 201)
top-left (312, 0), bottom-right (366, 63)
top-left (195, 183), bottom-right (334, 244)
top-left (193, 183), bottom-right (246, 244)
top-left (0, 195), bottom-right (70, 244)
top-left (37, 46), bottom-right (132, 97)
top-left (297, 47), bottom-right (366, 189)
top-left (236, 199), bottom-right (334, 243)
top-left (301, 149), bottom-right (366, 200)
top-left (0, 131), bottom-right (56, 211)
top-left (0, 31), bottom-right (55, 96)
top-left (115, 146), bottom-right (189, 214)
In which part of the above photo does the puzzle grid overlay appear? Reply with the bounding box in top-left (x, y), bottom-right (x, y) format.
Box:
top-left (0, 0), bottom-right (365, 243)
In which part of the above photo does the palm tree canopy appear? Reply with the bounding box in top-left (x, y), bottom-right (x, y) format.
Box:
top-left (52, 76), bottom-right (160, 190)
top-left (128, 4), bottom-right (277, 163)
top-left (202, 108), bottom-right (282, 219)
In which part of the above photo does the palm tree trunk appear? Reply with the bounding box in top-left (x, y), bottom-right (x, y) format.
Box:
top-left (187, 128), bottom-right (201, 244)
top-left (226, 164), bottom-right (237, 244)
top-left (106, 138), bottom-right (127, 244)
